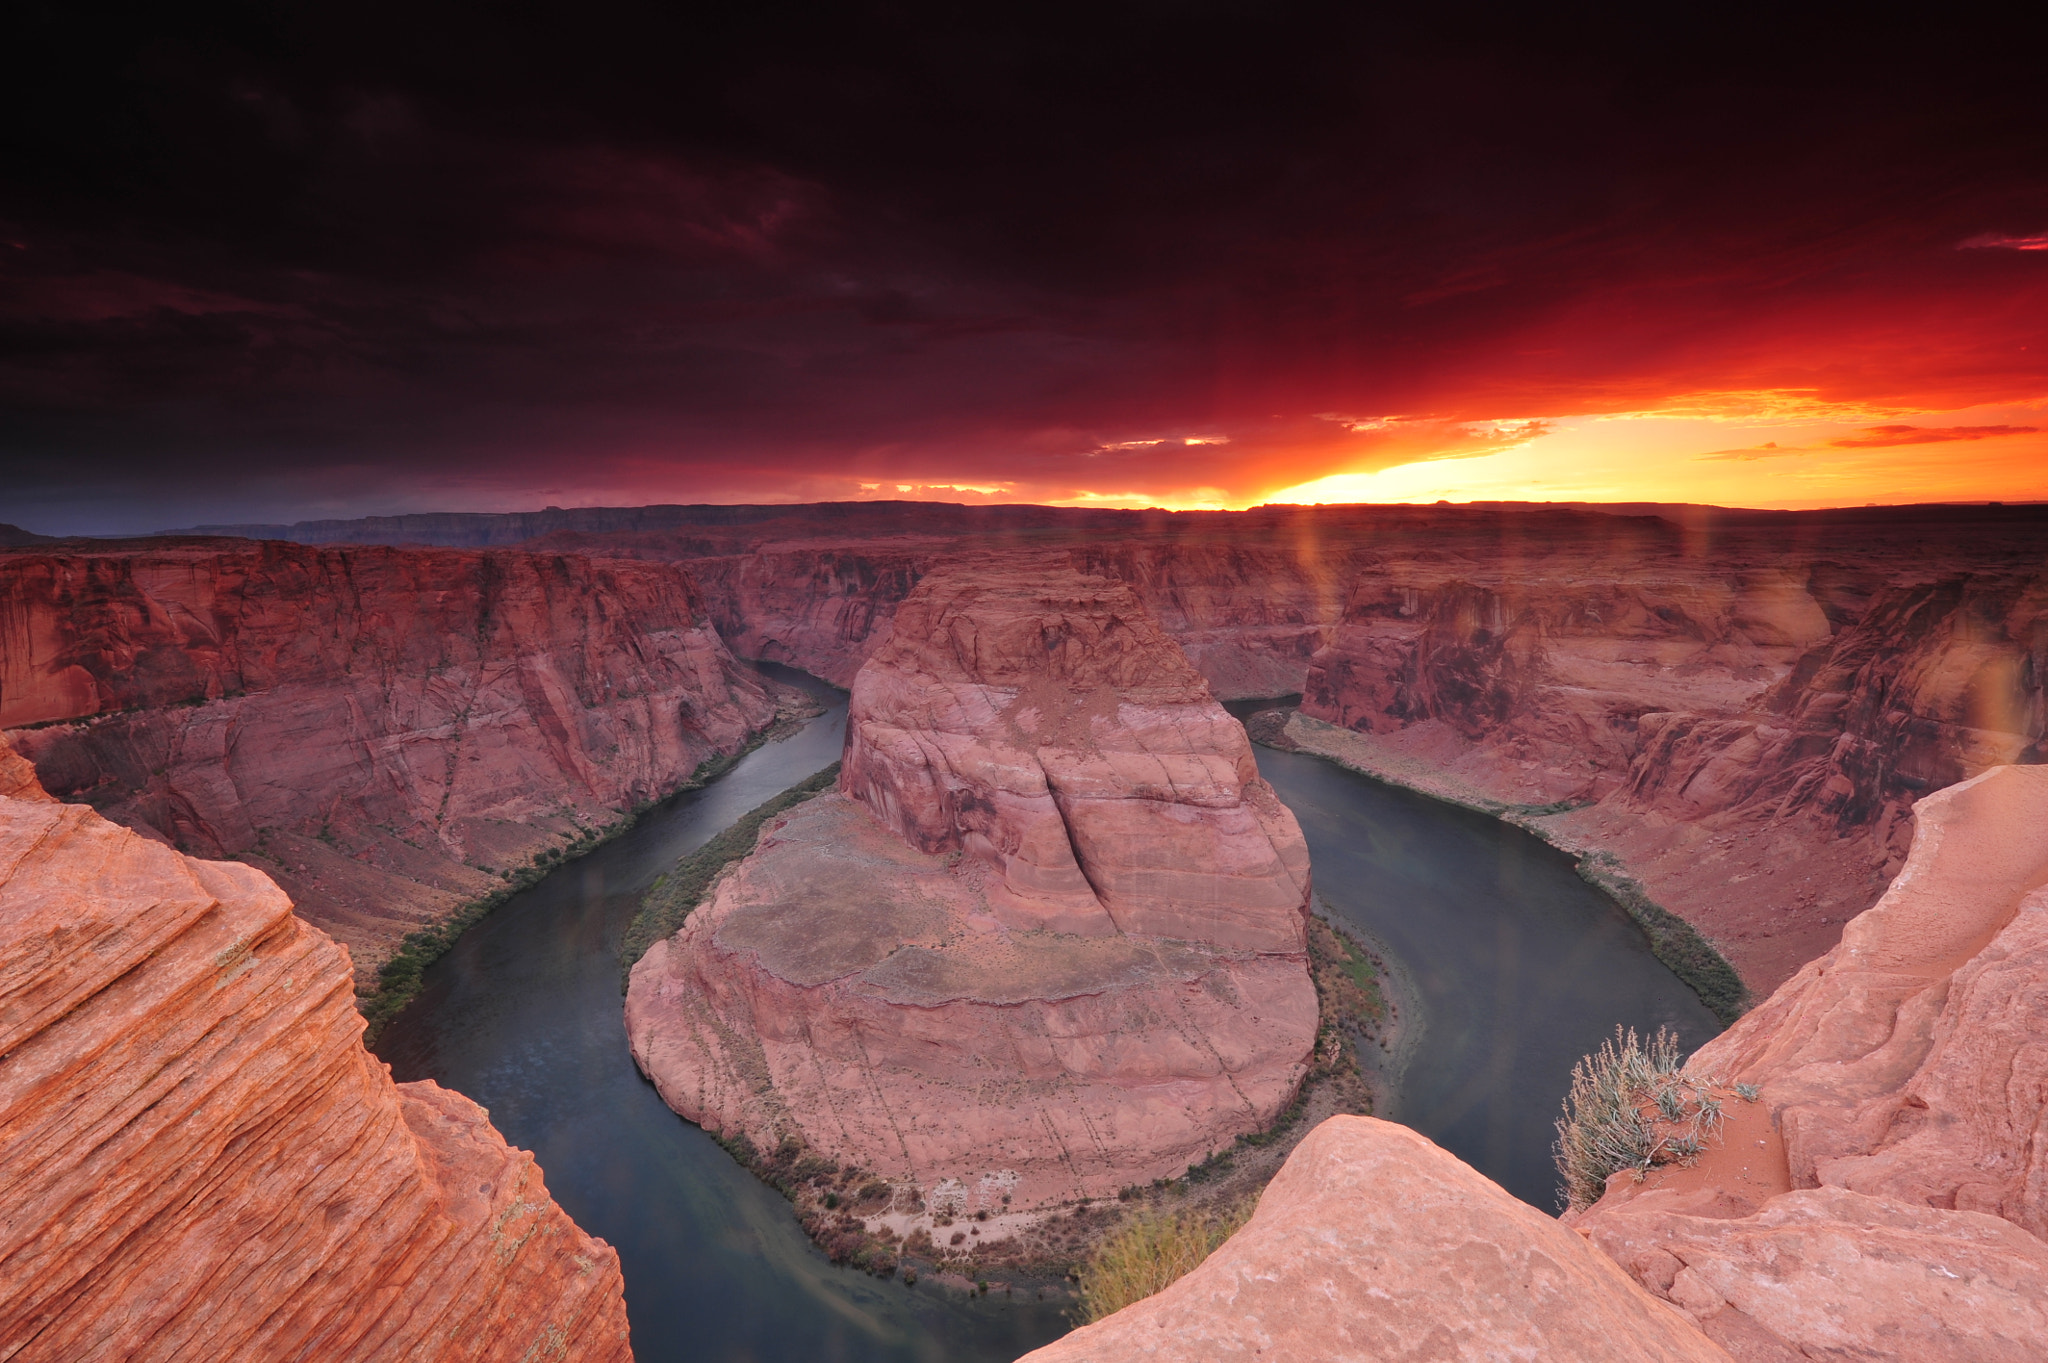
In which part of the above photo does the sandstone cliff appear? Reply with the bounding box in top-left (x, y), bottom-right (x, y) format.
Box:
top-left (1574, 764), bottom-right (2048, 1361)
top-left (626, 567), bottom-right (1316, 1211)
top-left (510, 501), bottom-right (2048, 996)
top-left (115, 501), bottom-right (2048, 995)
top-left (1295, 557), bottom-right (2047, 990)
top-left (0, 539), bottom-right (782, 971)
top-left (1020, 1116), bottom-right (1732, 1363)
top-left (0, 742), bottom-right (633, 1362)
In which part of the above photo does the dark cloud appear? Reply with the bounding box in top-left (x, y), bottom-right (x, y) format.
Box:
top-left (3, 2), bottom-right (2047, 530)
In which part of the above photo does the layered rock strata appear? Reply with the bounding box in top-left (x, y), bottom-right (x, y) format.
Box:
top-left (1575, 763), bottom-right (2048, 1361)
top-left (1020, 1116), bottom-right (1733, 1363)
top-left (626, 568), bottom-right (1317, 1208)
top-left (1297, 556), bottom-right (2048, 990)
top-left (111, 500), bottom-right (2048, 994)
top-left (0, 743), bottom-right (632, 1362)
top-left (515, 500), bottom-right (2046, 997)
top-left (0, 539), bottom-right (781, 971)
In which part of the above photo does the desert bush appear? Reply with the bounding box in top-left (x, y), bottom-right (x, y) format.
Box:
top-left (1553, 1025), bottom-right (1730, 1211)
top-left (1076, 1200), bottom-right (1253, 1323)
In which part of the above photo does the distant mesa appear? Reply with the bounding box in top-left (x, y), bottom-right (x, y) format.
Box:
top-left (626, 565), bottom-right (1318, 1209)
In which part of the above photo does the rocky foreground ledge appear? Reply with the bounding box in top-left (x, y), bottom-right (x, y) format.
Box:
top-left (1575, 762), bottom-right (2048, 1359)
top-left (627, 567), bottom-right (1318, 1213)
top-left (0, 739), bottom-right (632, 1362)
top-left (1025, 763), bottom-right (2048, 1361)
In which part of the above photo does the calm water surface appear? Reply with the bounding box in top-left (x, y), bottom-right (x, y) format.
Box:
top-left (375, 668), bottom-right (1071, 1363)
top-left (1243, 727), bottom-right (1721, 1207)
top-left (378, 679), bottom-right (1720, 1359)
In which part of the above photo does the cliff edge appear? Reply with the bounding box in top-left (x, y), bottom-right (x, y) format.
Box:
top-left (0, 741), bottom-right (634, 1362)
top-left (1576, 763), bottom-right (2048, 1360)
top-left (1020, 1116), bottom-right (1731, 1363)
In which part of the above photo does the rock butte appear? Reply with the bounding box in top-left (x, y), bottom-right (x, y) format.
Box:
top-left (1020, 1117), bottom-right (1732, 1363)
top-left (0, 739), bottom-right (631, 1362)
top-left (1574, 762), bottom-right (2048, 1361)
top-left (0, 539), bottom-right (782, 973)
top-left (626, 568), bottom-right (1316, 1208)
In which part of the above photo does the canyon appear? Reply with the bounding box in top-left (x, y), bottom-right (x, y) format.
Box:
top-left (0, 738), bottom-right (632, 1361)
top-left (625, 566), bottom-right (1317, 1210)
top-left (186, 499), bottom-right (2047, 996)
top-left (0, 538), bottom-right (785, 975)
top-left (5, 498), bottom-right (2044, 1358)
top-left (520, 502), bottom-right (2048, 996)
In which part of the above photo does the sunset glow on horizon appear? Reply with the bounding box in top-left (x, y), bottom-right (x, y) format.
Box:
top-left (5, 5), bottom-right (2046, 533)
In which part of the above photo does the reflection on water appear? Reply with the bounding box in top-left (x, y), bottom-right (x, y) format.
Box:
top-left (374, 667), bottom-right (1071, 1363)
top-left (375, 678), bottom-right (1721, 1360)
top-left (1246, 734), bottom-right (1721, 1207)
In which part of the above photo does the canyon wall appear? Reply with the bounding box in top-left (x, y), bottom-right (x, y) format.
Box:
top-left (626, 567), bottom-right (1317, 1209)
top-left (0, 742), bottom-right (633, 1362)
top-left (1294, 552), bottom-right (2046, 988)
top-left (1572, 763), bottom-right (2048, 1361)
top-left (104, 501), bottom-right (2048, 994)
top-left (0, 540), bottom-right (782, 971)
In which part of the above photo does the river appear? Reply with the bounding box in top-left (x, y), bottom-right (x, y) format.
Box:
top-left (375, 679), bottom-right (1719, 1359)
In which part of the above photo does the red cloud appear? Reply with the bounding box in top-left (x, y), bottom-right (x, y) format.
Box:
top-left (1959, 232), bottom-right (2048, 251)
top-left (1829, 424), bottom-right (2040, 448)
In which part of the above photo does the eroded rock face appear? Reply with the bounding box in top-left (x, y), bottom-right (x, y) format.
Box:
top-left (0, 540), bottom-right (781, 970)
top-left (627, 567), bottom-right (1315, 1208)
top-left (0, 744), bottom-right (632, 1362)
top-left (1019, 1116), bottom-right (1732, 1363)
top-left (506, 501), bottom-right (2046, 996)
top-left (1576, 764), bottom-right (2048, 1361)
top-left (841, 568), bottom-right (1312, 948)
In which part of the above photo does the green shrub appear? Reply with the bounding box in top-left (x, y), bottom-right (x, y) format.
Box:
top-left (1553, 1025), bottom-right (1730, 1211)
top-left (1076, 1200), bottom-right (1253, 1323)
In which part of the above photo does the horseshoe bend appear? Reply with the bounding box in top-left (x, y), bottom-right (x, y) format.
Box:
top-left (625, 567), bottom-right (1320, 1209)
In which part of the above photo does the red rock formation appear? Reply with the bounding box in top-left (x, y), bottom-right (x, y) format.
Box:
top-left (0, 539), bottom-right (782, 970)
top-left (1020, 1116), bottom-right (1732, 1363)
top-left (842, 568), bottom-right (1312, 947)
top-left (1292, 549), bottom-right (2045, 991)
top-left (1575, 764), bottom-right (2048, 1360)
top-left (0, 741), bottom-right (632, 1362)
top-left (105, 502), bottom-right (2048, 992)
top-left (626, 567), bottom-right (1316, 1209)
top-left (505, 503), bottom-right (2048, 995)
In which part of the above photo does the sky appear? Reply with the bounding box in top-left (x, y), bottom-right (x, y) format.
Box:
top-left (3, 3), bottom-right (2046, 534)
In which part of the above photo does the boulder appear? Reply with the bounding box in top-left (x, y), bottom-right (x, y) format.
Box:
top-left (1020, 1116), bottom-right (1730, 1363)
